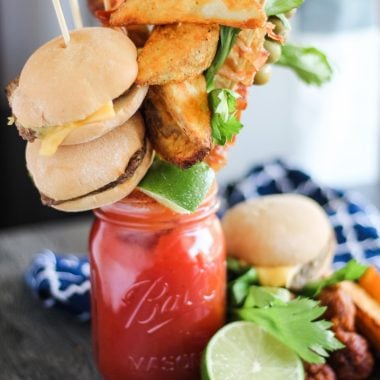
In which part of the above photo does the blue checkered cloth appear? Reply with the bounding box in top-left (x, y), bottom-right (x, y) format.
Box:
top-left (221, 160), bottom-right (380, 269)
top-left (25, 250), bottom-right (91, 321)
top-left (24, 159), bottom-right (380, 318)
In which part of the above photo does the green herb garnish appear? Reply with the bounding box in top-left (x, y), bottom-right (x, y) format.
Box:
top-left (205, 26), bottom-right (241, 92)
top-left (228, 268), bottom-right (258, 307)
top-left (236, 296), bottom-right (344, 363)
top-left (226, 264), bottom-right (345, 364)
top-left (301, 259), bottom-right (368, 297)
top-left (208, 89), bottom-right (243, 145)
top-left (266, 0), bottom-right (305, 16)
top-left (276, 44), bottom-right (333, 86)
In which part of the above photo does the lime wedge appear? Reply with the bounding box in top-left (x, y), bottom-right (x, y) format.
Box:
top-left (202, 321), bottom-right (304, 380)
top-left (138, 159), bottom-right (215, 213)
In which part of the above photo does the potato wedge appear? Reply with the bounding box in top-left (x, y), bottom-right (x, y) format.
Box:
top-left (340, 281), bottom-right (380, 351)
top-left (143, 75), bottom-right (211, 168)
top-left (359, 266), bottom-right (380, 304)
top-left (110, 0), bottom-right (266, 29)
top-left (137, 23), bottom-right (219, 86)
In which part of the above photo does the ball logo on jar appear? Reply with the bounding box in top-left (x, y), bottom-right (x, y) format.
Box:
top-left (123, 275), bottom-right (216, 334)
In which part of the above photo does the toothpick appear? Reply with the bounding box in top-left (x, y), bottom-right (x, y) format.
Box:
top-left (104, 0), bottom-right (112, 11)
top-left (69, 0), bottom-right (83, 29)
top-left (52, 0), bottom-right (70, 46)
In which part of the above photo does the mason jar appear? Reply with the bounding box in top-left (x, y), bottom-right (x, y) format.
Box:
top-left (89, 186), bottom-right (226, 380)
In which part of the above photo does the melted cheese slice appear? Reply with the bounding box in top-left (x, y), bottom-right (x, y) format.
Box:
top-left (39, 101), bottom-right (115, 156)
top-left (256, 265), bottom-right (301, 288)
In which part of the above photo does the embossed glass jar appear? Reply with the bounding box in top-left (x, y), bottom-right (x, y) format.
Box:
top-left (89, 187), bottom-right (226, 380)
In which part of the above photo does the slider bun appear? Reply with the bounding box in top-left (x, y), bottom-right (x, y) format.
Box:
top-left (26, 113), bottom-right (153, 212)
top-left (62, 84), bottom-right (148, 145)
top-left (222, 194), bottom-right (335, 267)
top-left (54, 141), bottom-right (153, 212)
top-left (12, 27), bottom-right (138, 128)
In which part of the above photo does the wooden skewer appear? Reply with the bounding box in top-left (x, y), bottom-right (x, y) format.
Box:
top-left (52, 0), bottom-right (70, 46)
top-left (104, 0), bottom-right (112, 11)
top-left (69, 0), bottom-right (83, 29)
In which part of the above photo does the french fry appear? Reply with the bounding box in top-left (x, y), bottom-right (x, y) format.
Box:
top-left (143, 75), bottom-right (212, 168)
top-left (359, 266), bottom-right (380, 304)
top-left (340, 281), bottom-right (380, 351)
top-left (137, 23), bottom-right (219, 86)
top-left (110, 0), bottom-right (266, 29)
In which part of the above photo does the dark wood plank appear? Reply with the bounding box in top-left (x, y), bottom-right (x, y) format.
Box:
top-left (0, 217), bottom-right (101, 380)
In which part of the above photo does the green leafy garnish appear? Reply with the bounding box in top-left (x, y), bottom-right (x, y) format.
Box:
top-left (205, 26), bottom-right (241, 92)
top-left (301, 260), bottom-right (368, 297)
top-left (208, 89), bottom-right (243, 145)
top-left (243, 286), bottom-right (292, 308)
top-left (226, 264), bottom-right (344, 363)
top-left (266, 0), bottom-right (304, 16)
top-left (227, 257), bottom-right (253, 279)
top-left (236, 296), bottom-right (344, 363)
top-left (228, 268), bottom-right (258, 307)
top-left (276, 44), bottom-right (333, 86)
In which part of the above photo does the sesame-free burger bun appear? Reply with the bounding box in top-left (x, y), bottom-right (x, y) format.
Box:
top-left (61, 84), bottom-right (148, 145)
top-left (26, 113), bottom-right (153, 212)
top-left (222, 194), bottom-right (336, 288)
top-left (11, 27), bottom-right (138, 131)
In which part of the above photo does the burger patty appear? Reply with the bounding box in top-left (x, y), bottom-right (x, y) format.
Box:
top-left (41, 138), bottom-right (148, 206)
top-left (17, 125), bottom-right (37, 142)
top-left (6, 77), bottom-right (38, 142)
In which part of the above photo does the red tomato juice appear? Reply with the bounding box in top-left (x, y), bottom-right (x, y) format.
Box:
top-left (89, 190), bottom-right (226, 380)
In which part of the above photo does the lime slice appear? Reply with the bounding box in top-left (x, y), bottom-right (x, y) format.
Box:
top-left (138, 159), bottom-right (215, 213)
top-left (202, 321), bottom-right (304, 380)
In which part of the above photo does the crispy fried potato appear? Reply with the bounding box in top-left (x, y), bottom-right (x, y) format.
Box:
top-left (143, 75), bottom-right (211, 168)
top-left (359, 266), bottom-right (380, 304)
top-left (110, 0), bottom-right (266, 29)
top-left (137, 23), bottom-right (219, 86)
top-left (340, 281), bottom-right (380, 351)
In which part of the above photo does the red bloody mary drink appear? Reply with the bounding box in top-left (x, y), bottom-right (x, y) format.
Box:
top-left (89, 186), bottom-right (226, 380)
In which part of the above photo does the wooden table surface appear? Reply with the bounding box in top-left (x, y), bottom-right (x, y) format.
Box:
top-left (0, 217), bottom-right (101, 380)
top-left (1, 217), bottom-right (379, 380)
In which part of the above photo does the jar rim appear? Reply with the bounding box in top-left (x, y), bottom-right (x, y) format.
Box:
top-left (94, 182), bottom-right (220, 228)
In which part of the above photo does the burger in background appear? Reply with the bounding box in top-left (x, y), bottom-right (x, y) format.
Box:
top-left (222, 194), bottom-right (336, 289)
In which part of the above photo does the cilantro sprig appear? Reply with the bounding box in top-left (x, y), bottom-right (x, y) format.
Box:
top-left (266, 0), bottom-right (304, 16)
top-left (276, 44), bottom-right (333, 86)
top-left (236, 294), bottom-right (344, 363)
top-left (227, 259), bottom-right (345, 364)
top-left (208, 89), bottom-right (243, 145)
top-left (205, 26), bottom-right (241, 92)
top-left (300, 259), bottom-right (368, 297)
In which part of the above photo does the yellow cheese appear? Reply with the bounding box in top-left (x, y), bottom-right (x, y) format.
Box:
top-left (256, 265), bottom-right (301, 288)
top-left (39, 101), bottom-right (115, 156)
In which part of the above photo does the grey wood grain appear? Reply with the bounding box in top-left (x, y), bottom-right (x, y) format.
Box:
top-left (0, 217), bottom-right (101, 380)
